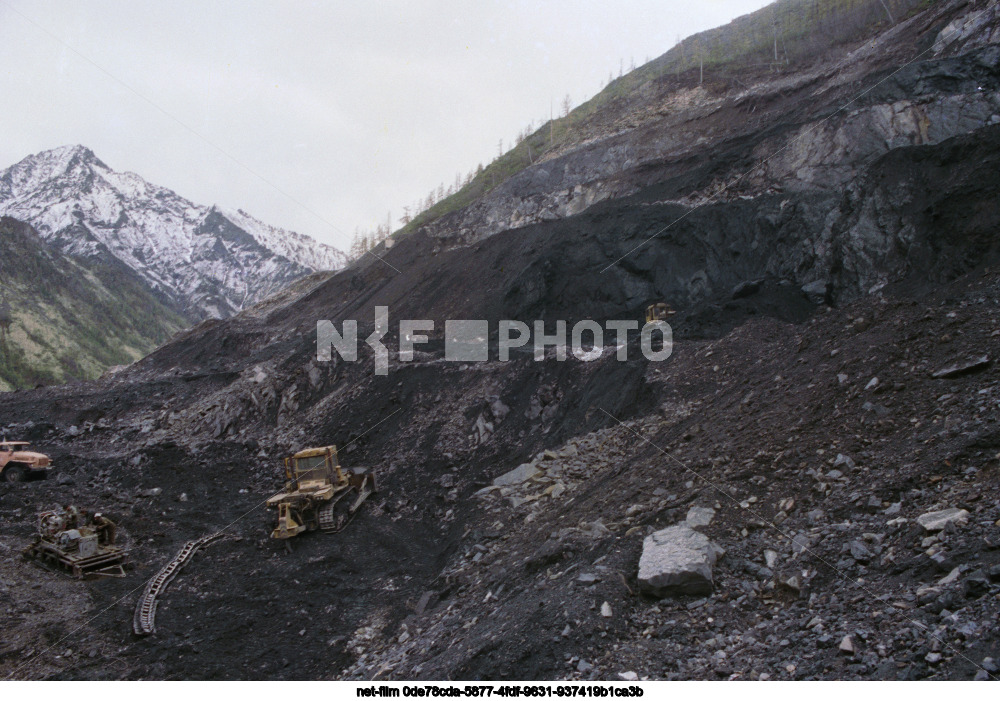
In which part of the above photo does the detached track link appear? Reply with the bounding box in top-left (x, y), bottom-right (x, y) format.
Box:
top-left (133, 532), bottom-right (224, 636)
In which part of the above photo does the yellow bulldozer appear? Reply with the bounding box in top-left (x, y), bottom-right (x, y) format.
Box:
top-left (645, 302), bottom-right (676, 324)
top-left (265, 446), bottom-right (376, 539)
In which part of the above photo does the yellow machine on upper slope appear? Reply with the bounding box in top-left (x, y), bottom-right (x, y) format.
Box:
top-left (645, 302), bottom-right (676, 324)
top-left (265, 445), bottom-right (376, 539)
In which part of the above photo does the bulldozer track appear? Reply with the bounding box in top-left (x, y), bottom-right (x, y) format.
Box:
top-left (133, 532), bottom-right (225, 636)
top-left (317, 478), bottom-right (374, 533)
top-left (317, 490), bottom-right (351, 532)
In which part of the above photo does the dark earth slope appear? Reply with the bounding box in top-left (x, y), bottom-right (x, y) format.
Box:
top-left (1, 0), bottom-right (999, 682)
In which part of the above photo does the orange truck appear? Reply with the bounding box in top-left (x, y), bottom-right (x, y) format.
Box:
top-left (0, 441), bottom-right (52, 482)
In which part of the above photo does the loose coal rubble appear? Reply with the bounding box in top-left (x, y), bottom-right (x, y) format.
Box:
top-left (2, 0), bottom-right (1000, 676)
top-left (2, 263), bottom-right (1000, 681)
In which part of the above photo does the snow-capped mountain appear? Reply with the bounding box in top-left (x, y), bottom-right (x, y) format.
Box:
top-left (0, 145), bottom-right (347, 319)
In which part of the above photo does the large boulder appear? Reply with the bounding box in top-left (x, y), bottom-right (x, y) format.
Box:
top-left (801, 279), bottom-right (830, 305)
top-left (638, 524), bottom-right (723, 597)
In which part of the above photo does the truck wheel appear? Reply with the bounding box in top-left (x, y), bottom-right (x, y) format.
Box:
top-left (3, 465), bottom-right (28, 483)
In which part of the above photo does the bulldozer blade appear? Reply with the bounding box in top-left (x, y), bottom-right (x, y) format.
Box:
top-left (271, 502), bottom-right (308, 539)
top-left (348, 476), bottom-right (375, 515)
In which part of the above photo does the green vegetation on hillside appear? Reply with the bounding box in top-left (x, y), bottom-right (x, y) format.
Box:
top-left (0, 217), bottom-right (188, 390)
top-left (578, 0), bottom-right (932, 115)
top-left (394, 0), bottom-right (931, 239)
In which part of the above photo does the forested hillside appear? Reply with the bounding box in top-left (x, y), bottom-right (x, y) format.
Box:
top-left (396, 0), bottom-right (934, 237)
top-left (0, 217), bottom-right (186, 389)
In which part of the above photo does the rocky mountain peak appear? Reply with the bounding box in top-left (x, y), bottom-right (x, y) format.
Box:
top-left (0, 146), bottom-right (348, 320)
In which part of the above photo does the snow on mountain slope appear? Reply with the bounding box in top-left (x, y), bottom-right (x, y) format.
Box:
top-left (220, 206), bottom-right (347, 272)
top-left (0, 145), bottom-right (347, 319)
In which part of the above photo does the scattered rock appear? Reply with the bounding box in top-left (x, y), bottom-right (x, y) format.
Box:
top-left (415, 591), bottom-right (438, 616)
top-left (833, 454), bottom-right (856, 470)
top-left (931, 355), bottom-right (990, 379)
top-left (849, 540), bottom-right (872, 562)
top-left (731, 279), bottom-right (762, 299)
top-left (929, 552), bottom-right (954, 572)
top-left (916, 508), bottom-right (969, 532)
top-left (839, 636), bottom-right (855, 655)
top-left (963, 570), bottom-right (991, 599)
top-left (580, 520), bottom-right (612, 539)
top-left (777, 573), bottom-right (803, 595)
top-left (600, 601), bottom-right (612, 617)
top-left (802, 280), bottom-right (829, 304)
top-left (939, 567), bottom-right (962, 586)
top-left (638, 524), bottom-right (723, 597)
top-left (493, 463), bottom-right (542, 487)
top-left (685, 506), bottom-right (715, 528)
top-left (764, 550), bottom-right (779, 569)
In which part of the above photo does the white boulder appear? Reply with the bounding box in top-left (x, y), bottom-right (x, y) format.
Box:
top-left (638, 524), bottom-right (723, 597)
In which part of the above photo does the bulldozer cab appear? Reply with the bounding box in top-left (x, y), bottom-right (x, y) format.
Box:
top-left (285, 446), bottom-right (342, 488)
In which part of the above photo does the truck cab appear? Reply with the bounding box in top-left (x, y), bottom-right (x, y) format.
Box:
top-left (0, 441), bottom-right (52, 482)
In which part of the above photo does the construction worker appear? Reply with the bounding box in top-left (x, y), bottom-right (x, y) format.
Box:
top-left (93, 513), bottom-right (117, 545)
top-left (63, 504), bottom-right (81, 529)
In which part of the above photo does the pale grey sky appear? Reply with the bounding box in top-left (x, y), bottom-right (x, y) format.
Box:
top-left (1, 1), bottom-right (771, 250)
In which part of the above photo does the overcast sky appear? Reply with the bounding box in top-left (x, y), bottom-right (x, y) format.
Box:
top-left (1, 1), bottom-right (772, 251)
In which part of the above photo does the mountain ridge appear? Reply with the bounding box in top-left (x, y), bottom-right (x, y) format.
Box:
top-left (0, 145), bottom-right (348, 320)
